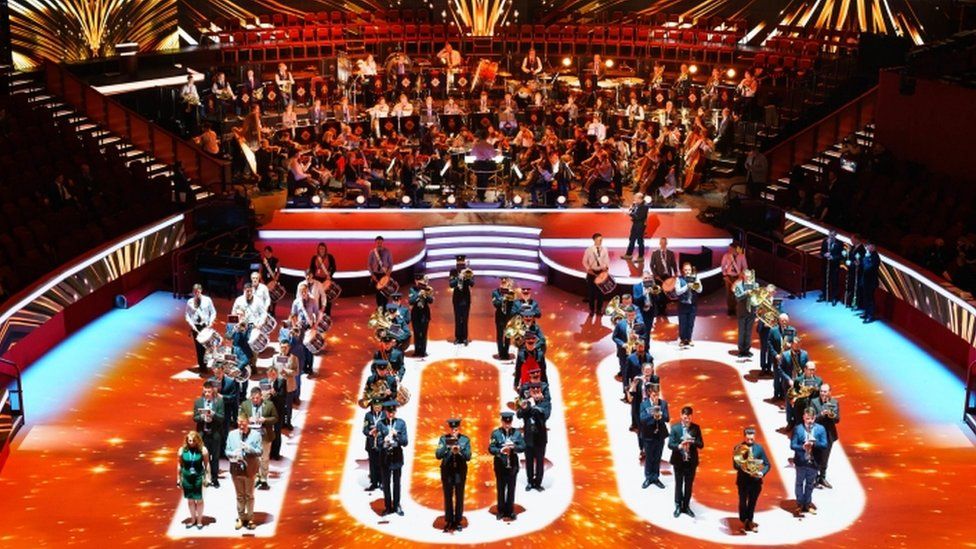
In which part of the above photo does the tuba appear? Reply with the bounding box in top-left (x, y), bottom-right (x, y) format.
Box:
top-left (367, 307), bottom-right (395, 337)
top-left (786, 383), bottom-right (817, 405)
top-left (604, 295), bottom-right (627, 323)
top-left (750, 283), bottom-right (780, 328)
top-left (733, 443), bottom-right (765, 476)
top-left (358, 377), bottom-right (392, 408)
top-left (504, 315), bottom-right (527, 345)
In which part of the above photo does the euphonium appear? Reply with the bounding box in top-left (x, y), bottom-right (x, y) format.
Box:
top-left (504, 315), bottom-right (527, 344)
top-left (358, 378), bottom-right (392, 409)
top-left (733, 443), bottom-right (765, 476)
top-left (367, 307), bottom-right (394, 336)
top-left (604, 295), bottom-right (626, 323)
top-left (786, 383), bottom-right (817, 405)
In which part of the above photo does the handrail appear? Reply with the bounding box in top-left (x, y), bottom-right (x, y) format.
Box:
top-left (0, 357), bottom-right (24, 423)
top-left (42, 61), bottom-right (231, 194)
top-left (763, 86), bottom-right (878, 182)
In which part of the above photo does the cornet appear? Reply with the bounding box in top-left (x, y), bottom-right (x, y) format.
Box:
top-left (462, 268), bottom-right (474, 281)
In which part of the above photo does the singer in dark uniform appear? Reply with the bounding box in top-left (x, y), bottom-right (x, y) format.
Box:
top-left (362, 398), bottom-right (385, 491)
top-left (408, 274), bottom-right (434, 358)
top-left (436, 418), bottom-right (472, 532)
top-left (623, 192), bottom-right (649, 261)
top-left (377, 400), bottom-right (409, 516)
top-left (818, 231), bottom-right (844, 305)
top-left (516, 382), bottom-right (551, 491)
top-left (489, 411), bottom-right (526, 520)
top-left (733, 427), bottom-right (771, 533)
top-left (668, 405), bottom-right (704, 518)
top-left (491, 277), bottom-right (518, 360)
top-left (449, 255), bottom-right (474, 345)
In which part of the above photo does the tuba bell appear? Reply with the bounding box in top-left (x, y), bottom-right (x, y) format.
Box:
top-left (504, 315), bottom-right (527, 345)
top-left (358, 377), bottom-right (392, 408)
top-left (733, 442), bottom-right (765, 476)
top-left (786, 383), bottom-right (817, 405)
top-left (367, 307), bottom-right (395, 337)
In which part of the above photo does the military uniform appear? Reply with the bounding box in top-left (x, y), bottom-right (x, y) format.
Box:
top-left (436, 419), bottom-right (472, 531)
top-left (449, 262), bottom-right (474, 344)
top-left (513, 343), bottom-right (547, 389)
top-left (491, 285), bottom-right (518, 359)
top-left (489, 413), bottom-right (526, 520)
top-left (376, 402), bottom-right (409, 515)
top-left (362, 402), bottom-right (386, 491)
top-left (386, 297), bottom-right (413, 351)
top-left (516, 385), bottom-right (551, 491)
top-left (408, 279), bottom-right (434, 357)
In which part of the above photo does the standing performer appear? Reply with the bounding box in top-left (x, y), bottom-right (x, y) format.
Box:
top-left (844, 235), bottom-right (865, 309)
top-left (767, 313), bottom-right (795, 396)
top-left (437, 418), bottom-right (472, 532)
top-left (860, 242), bottom-right (880, 323)
top-left (722, 241), bottom-right (749, 316)
top-left (363, 399), bottom-right (385, 491)
top-left (625, 342), bottom-right (655, 431)
top-left (791, 408), bottom-right (828, 516)
top-left (612, 306), bottom-right (645, 392)
top-left (649, 238), bottom-right (678, 320)
top-left (633, 271), bottom-right (658, 330)
top-left (449, 256), bottom-right (474, 345)
top-left (377, 400), bottom-right (409, 516)
top-left (375, 335), bottom-right (406, 380)
top-left (259, 246), bottom-right (281, 317)
top-left (732, 270), bottom-right (759, 358)
top-left (517, 383), bottom-right (551, 492)
top-left (489, 411), bottom-right (526, 521)
top-left (668, 405), bottom-right (704, 518)
top-left (513, 334), bottom-right (547, 388)
top-left (818, 231), bottom-right (844, 305)
top-left (623, 193), bottom-right (649, 261)
top-left (810, 384), bottom-right (841, 489)
top-left (674, 262), bottom-right (702, 347)
top-left (408, 274), bottom-right (434, 358)
top-left (639, 385), bottom-right (669, 489)
top-left (779, 338), bottom-right (808, 428)
top-left (193, 380), bottom-right (225, 490)
top-left (491, 277), bottom-right (518, 360)
top-left (733, 427), bottom-right (771, 533)
top-left (309, 242), bottom-right (337, 316)
top-left (790, 362), bottom-right (823, 431)
top-left (249, 272), bottom-right (271, 317)
top-left (368, 236), bottom-right (394, 310)
top-left (291, 284), bottom-right (320, 374)
top-left (583, 233), bottom-right (611, 316)
top-left (185, 284), bottom-right (217, 372)
top-left (226, 415), bottom-right (262, 531)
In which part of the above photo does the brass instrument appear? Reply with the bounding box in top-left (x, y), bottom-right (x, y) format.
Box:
top-left (687, 267), bottom-right (702, 292)
top-left (822, 402), bottom-right (838, 419)
top-left (604, 296), bottom-right (627, 323)
top-left (358, 378), bottom-right (392, 409)
top-left (503, 288), bottom-right (516, 302)
top-left (749, 283), bottom-right (780, 328)
top-left (623, 327), bottom-right (641, 355)
top-left (787, 383), bottom-right (817, 405)
top-left (504, 315), bottom-right (527, 345)
top-left (462, 268), bottom-right (474, 281)
top-left (733, 443), bottom-right (765, 477)
top-left (367, 308), bottom-right (395, 337)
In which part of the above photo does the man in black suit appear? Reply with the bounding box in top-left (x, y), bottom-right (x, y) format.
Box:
top-left (668, 405), bottom-right (704, 517)
top-left (623, 193), bottom-right (649, 261)
top-left (810, 384), bottom-right (841, 488)
top-left (211, 368), bottom-right (239, 463)
top-left (715, 108), bottom-right (734, 155)
top-left (649, 237), bottom-right (678, 319)
top-left (193, 380), bottom-right (225, 488)
top-left (859, 242), bottom-right (880, 323)
top-left (639, 384), bottom-right (669, 489)
top-left (818, 230), bottom-right (845, 305)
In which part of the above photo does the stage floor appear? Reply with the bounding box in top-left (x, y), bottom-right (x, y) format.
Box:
top-left (0, 286), bottom-right (974, 547)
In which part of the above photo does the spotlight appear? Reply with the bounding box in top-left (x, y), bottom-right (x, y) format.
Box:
top-left (556, 195), bottom-right (567, 208)
top-left (400, 195), bottom-right (412, 208)
top-left (726, 68), bottom-right (736, 79)
top-left (446, 194), bottom-right (457, 208)
top-left (512, 195), bottom-right (524, 208)
top-left (599, 195), bottom-right (611, 208)
top-left (605, 59), bottom-right (615, 68)
top-left (310, 194), bottom-right (322, 208)
top-left (643, 194), bottom-right (653, 205)
top-left (355, 194), bottom-right (366, 208)
top-left (562, 57), bottom-right (572, 67)
top-left (689, 64), bottom-right (698, 74)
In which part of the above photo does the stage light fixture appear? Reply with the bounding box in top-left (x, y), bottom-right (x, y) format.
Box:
top-left (556, 195), bottom-right (567, 208)
top-left (355, 195), bottom-right (366, 208)
top-left (605, 59), bottom-right (615, 68)
top-left (689, 64), bottom-right (698, 74)
top-left (599, 195), bottom-right (611, 208)
top-left (512, 195), bottom-right (524, 208)
top-left (727, 68), bottom-right (737, 79)
top-left (400, 195), bottom-right (412, 208)
top-left (562, 57), bottom-right (572, 67)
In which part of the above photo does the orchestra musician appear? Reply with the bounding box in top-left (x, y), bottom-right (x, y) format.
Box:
top-left (448, 255), bottom-right (474, 346)
top-left (385, 293), bottom-right (413, 351)
top-left (623, 192), bottom-right (649, 262)
top-left (367, 97), bottom-right (390, 138)
top-left (408, 274), bottom-right (434, 358)
top-left (674, 262), bottom-right (703, 347)
top-left (639, 384), bottom-right (669, 489)
top-left (377, 400), bottom-right (409, 516)
top-left (673, 64), bottom-right (692, 103)
top-left (367, 236), bottom-right (394, 309)
top-left (491, 277), bottom-right (518, 360)
top-left (242, 68), bottom-right (260, 94)
top-left (477, 90), bottom-right (491, 113)
top-left (274, 63), bottom-right (295, 108)
top-left (211, 72), bottom-right (236, 119)
top-left (336, 96), bottom-right (356, 123)
top-left (517, 382), bottom-right (551, 492)
top-left (444, 97), bottom-right (465, 115)
top-left (625, 94), bottom-right (646, 123)
top-left (436, 418), bottom-right (472, 532)
top-left (649, 237), bottom-right (678, 319)
top-left (701, 68), bottom-right (722, 111)
top-left (185, 283), bottom-right (217, 372)
top-left (790, 408), bottom-right (827, 517)
top-left (649, 63), bottom-right (665, 89)
top-left (735, 70), bottom-right (759, 121)
top-left (179, 74), bottom-right (200, 133)
top-left (489, 411), bottom-right (526, 521)
top-left (360, 53), bottom-right (378, 76)
top-left (733, 427), bottom-right (770, 533)
top-left (437, 43), bottom-right (463, 92)
top-left (633, 271), bottom-right (657, 329)
top-left (521, 48), bottom-right (544, 78)
top-left (810, 384), bottom-right (840, 489)
top-left (582, 233), bottom-right (611, 316)
top-left (668, 405), bottom-right (704, 518)
top-left (392, 94), bottom-right (414, 117)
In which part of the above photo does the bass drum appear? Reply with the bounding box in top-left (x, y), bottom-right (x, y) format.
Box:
top-left (595, 271), bottom-right (617, 295)
top-left (662, 276), bottom-right (679, 300)
top-left (377, 275), bottom-right (400, 297)
top-left (248, 330), bottom-right (270, 354)
top-left (324, 280), bottom-right (342, 302)
top-left (258, 315), bottom-right (278, 336)
top-left (195, 327), bottom-right (223, 349)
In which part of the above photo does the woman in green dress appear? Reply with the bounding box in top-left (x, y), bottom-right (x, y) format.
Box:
top-left (177, 431), bottom-right (211, 529)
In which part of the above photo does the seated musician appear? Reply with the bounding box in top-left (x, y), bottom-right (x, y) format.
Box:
top-left (500, 92), bottom-right (519, 114)
top-left (649, 63), bottom-right (665, 89)
top-left (625, 94), bottom-right (645, 123)
top-left (367, 97), bottom-right (390, 138)
top-left (702, 68), bottom-right (722, 111)
top-left (420, 96), bottom-right (437, 122)
top-left (392, 94), bottom-right (414, 117)
top-left (563, 94), bottom-right (579, 122)
top-left (444, 97), bottom-right (464, 115)
top-left (360, 54), bottom-right (378, 76)
top-left (586, 114), bottom-right (606, 143)
top-left (336, 96), bottom-right (356, 123)
top-left (532, 91), bottom-right (545, 109)
top-left (661, 101), bottom-right (679, 127)
top-left (243, 69), bottom-right (260, 94)
top-left (194, 122), bottom-right (220, 156)
top-left (343, 150), bottom-right (372, 198)
top-left (437, 43), bottom-right (463, 71)
top-left (522, 49), bottom-right (543, 78)
top-left (477, 91), bottom-right (490, 113)
top-left (391, 52), bottom-right (409, 76)
top-left (281, 102), bottom-right (298, 131)
top-left (287, 148), bottom-right (316, 195)
top-left (309, 99), bottom-right (328, 128)
top-left (673, 64), bottom-right (691, 98)
top-left (586, 148), bottom-right (614, 206)
top-left (211, 72), bottom-right (236, 101)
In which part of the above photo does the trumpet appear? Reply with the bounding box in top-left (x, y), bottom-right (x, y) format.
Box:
top-left (462, 268), bottom-right (474, 281)
top-left (733, 443), bottom-right (765, 477)
top-left (822, 402), bottom-right (838, 419)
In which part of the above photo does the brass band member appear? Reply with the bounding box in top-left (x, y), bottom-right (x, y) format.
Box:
top-left (791, 361), bottom-right (822, 430)
top-left (721, 240), bottom-right (749, 316)
top-left (624, 341), bottom-right (655, 428)
top-left (668, 405), bottom-right (704, 518)
top-left (408, 274), bottom-right (434, 358)
top-left (790, 408), bottom-right (827, 517)
top-left (766, 313), bottom-right (795, 395)
top-left (582, 232), bottom-right (610, 316)
top-left (367, 236), bottom-right (394, 309)
top-left (491, 277), bottom-right (518, 360)
top-left (732, 269), bottom-right (758, 358)
top-left (185, 283), bottom-right (217, 372)
top-left (449, 255), bottom-right (474, 345)
top-left (275, 63), bottom-right (295, 106)
top-left (639, 384), bottom-right (669, 488)
top-left (733, 427), bottom-right (770, 533)
top-left (437, 418), bottom-right (472, 532)
top-left (779, 337), bottom-right (808, 429)
top-left (377, 400), bottom-right (409, 516)
top-left (517, 382), bottom-right (551, 491)
top-left (612, 306), bottom-right (646, 394)
top-left (363, 398), bottom-right (385, 491)
top-left (650, 237), bottom-right (678, 319)
top-left (674, 262), bottom-right (703, 347)
top-left (810, 384), bottom-right (840, 488)
top-left (489, 411), bottom-right (525, 521)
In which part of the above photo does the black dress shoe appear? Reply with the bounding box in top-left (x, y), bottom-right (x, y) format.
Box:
top-left (508, 513), bottom-right (517, 521)
top-left (396, 507), bottom-right (404, 516)
top-left (454, 524), bottom-right (463, 532)
top-left (496, 514), bottom-right (503, 521)
top-left (642, 479), bottom-right (652, 489)
top-left (535, 484), bottom-right (545, 491)
top-left (821, 479), bottom-right (833, 489)
top-left (382, 508), bottom-right (392, 516)
top-left (684, 507), bottom-right (696, 518)
top-left (673, 506), bottom-right (682, 518)
top-left (211, 480), bottom-right (220, 488)
top-left (653, 480), bottom-right (665, 489)
top-left (526, 483), bottom-right (533, 491)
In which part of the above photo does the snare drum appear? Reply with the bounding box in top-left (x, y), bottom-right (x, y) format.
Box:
top-left (257, 315), bottom-right (278, 336)
top-left (268, 281), bottom-right (287, 302)
top-left (195, 327), bottom-right (223, 349)
top-left (316, 314), bottom-right (333, 333)
top-left (377, 276), bottom-right (400, 297)
top-left (324, 280), bottom-right (342, 301)
top-left (303, 330), bottom-right (326, 354)
top-left (662, 276), bottom-right (679, 300)
top-left (248, 330), bottom-right (270, 354)
top-left (595, 271), bottom-right (617, 295)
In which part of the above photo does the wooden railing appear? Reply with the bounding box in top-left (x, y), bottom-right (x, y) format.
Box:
top-left (731, 227), bottom-right (811, 297)
top-left (43, 62), bottom-right (231, 192)
top-left (764, 86), bottom-right (878, 182)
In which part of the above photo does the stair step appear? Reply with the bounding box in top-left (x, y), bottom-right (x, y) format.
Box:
top-left (777, 176), bottom-right (791, 186)
top-left (800, 163), bottom-right (822, 173)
